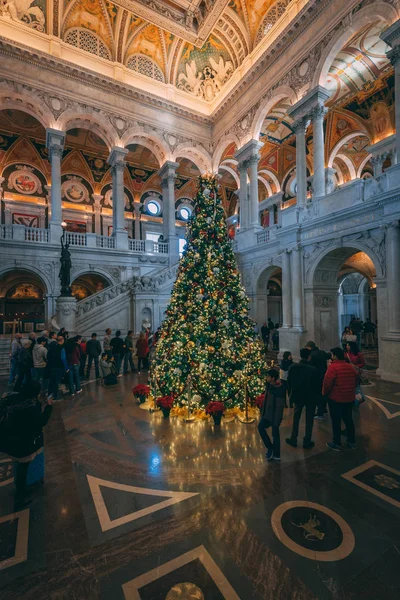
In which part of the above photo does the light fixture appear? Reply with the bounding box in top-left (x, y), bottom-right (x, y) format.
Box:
top-left (61, 221), bottom-right (67, 228)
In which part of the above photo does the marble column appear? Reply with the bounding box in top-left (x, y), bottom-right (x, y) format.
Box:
top-left (310, 105), bottom-right (327, 198)
top-left (92, 194), bottom-right (102, 235)
top-left (46, 128), bottom-right (65, 242)
top-left (381, 21), bottom-right (400, 164)
top-left (107, 147), bottom-right (129, 249)
top-left (248, 154), bottom-right (260, 228)
top-left (159, 161), bottom-right (179, 261)
top-left (237, 161), bottom-right (249, 230)
top-left (281, 250), bottom-right (292, 329)
top-left (291, 245), bottom-right (304, 329)
top-left (133, 203), bottom-right (141, 239)
top-left (292, 117), bottom-right (309, 207)
top-left (386, 221), bottom-right (400, 333)
top-left (0, 176), bottom-right (4, 224)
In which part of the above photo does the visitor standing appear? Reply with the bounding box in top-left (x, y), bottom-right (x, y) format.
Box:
top-left (14, 340), bottom-right (33, 392)
top-left (123, 330), bottom-right (136, 374)
top-left (341, 327), bottom-right (356, 349)
top-left (286, 348), bottom-right (319, 449)
top-left (345, 341), bottom-right (366, 406)
top-left (79, 337), bottom-right (87, 377)
top-left (86, 333), bottom-right (101, 379)
top-left (0, 381), bottom-right (53, 507)
top-left (32, 336), bottom-right (48, 394)
top-left (305, 340), bottom-right (328, 419)
top-left (103, 328), bottom-right (112, 359)
top-left (257, 368), bottom-right (286, 461)
top-left (110, 330), bottom-right (126, 376)
top-left (350, 318), bottom-right (363, 348)
top-left (47, 335), bottom-right (69, 401)
top-left (323, 347), bottom-right (358, 451)
top-left (136, 331), bottom-right (149, 374)
top-left (267, 317), bottom-right (274, 331)
top-left (271, 324), bottom-right (279, 351)
top-left (261, 322), bottom-right (269, 348)
top-left (363, 318), bottom-right (376, 348)
top-left (9, 333), bottom-right (22, 385)
top-left (279, 351), bottom-right (292, 407)
top-left (65, 336), bottom-right (82, 396)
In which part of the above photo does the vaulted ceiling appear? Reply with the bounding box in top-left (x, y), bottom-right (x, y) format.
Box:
top-left (0, 0), bottom-right (294, 103)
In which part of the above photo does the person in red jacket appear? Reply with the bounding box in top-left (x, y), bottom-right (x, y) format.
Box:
top-left (322, 347), bottom-right (358, 451)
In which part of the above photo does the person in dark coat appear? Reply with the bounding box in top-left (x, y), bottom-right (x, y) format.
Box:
top-left (305, 340), bottom-right (328, 419)
top-left (86, 333), bottom-right (102, 378)
top-left (14, 340), bottom-right (33, 392)
top-left (261, 322), bottom-right (269, 347)
top-left (47, 335), bottom-right (69, 400)
top-left (257, 368), bottom-right (286, 461)
top-left (286, 348), bottom-right (319, 449)
top-left (110, 330), bottom-right (126, 376)
top-left (0, 381), bottom-right (53, 503)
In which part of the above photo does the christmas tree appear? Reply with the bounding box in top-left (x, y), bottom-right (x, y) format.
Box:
top-left (151, 175), bottom-right (266, 409)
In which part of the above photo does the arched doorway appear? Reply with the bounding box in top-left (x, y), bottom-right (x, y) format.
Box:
top-left (306, 247), bottom-right (379, 367)
top-left (71, 273), bottom-right (111, 300)
top-left (0, 270), bottom-right (47, 334)
top-left (256, 265), bottom-right (283, 328)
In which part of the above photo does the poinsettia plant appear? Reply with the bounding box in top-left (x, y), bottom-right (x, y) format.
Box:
top-left (156, 395), bottom-right (174, 409)
top-left (132, 384), bottom-right (150, 397)
top-left (205, 401), bottom-right (225, 415)
top-left (254, 394), bottom-right (265, 409)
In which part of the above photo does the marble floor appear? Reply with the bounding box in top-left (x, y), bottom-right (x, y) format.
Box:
top-left (0, 372), bottom-right (399, 599)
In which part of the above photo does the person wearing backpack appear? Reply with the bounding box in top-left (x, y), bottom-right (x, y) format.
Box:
top-left (0, 381), bottom-right (53, 506)
top-left (14, 340), bottom-right (33, 392)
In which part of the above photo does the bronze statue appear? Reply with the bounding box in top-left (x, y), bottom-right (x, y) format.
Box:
top-left (59, 235), bottom-right (72, 296)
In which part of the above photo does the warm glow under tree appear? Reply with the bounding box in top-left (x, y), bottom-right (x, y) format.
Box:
top-left (151, 175), bottom-right (266, 408)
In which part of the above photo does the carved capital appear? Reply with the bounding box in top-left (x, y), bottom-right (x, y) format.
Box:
top-left (111, 160), bottom-right (126, 176)
top-left (309, 104), bottom-right (327, 122)
top-left (49, 144), bottom-right (64, 160)
top-left (292, 116), bottom-right (310, 135)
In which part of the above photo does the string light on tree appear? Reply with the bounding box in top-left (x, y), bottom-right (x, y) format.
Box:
top-left (151, 174), bottom-right (266, 410)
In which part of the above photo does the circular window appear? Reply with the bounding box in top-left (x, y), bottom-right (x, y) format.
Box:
top-left (179, 206), bottom-right (191, 221)
top-left (147, 200), bottom-right (160, 216)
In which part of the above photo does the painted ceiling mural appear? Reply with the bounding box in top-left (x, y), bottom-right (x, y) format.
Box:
top-left (0, 0), bottom-right (297, 101)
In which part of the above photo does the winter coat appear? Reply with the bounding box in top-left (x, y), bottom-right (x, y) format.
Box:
top-left (309, 348), bottom-right (328, 383)
top-left (279, 359), bottom-right (292, 381)
top-left (33, 345), bottom-right (48, 368)
top-left (0, 393), bottom-right (53, 459)
top-left (322, 360), bottom-right (358, 403)
top-left (346, 352), bottom-right (365, 370)
top-left (47, 343), bottom-right (68, 371)
top-left (100, 359), bottom-right (112, 378)
top-left (86, 339), bottom-right (102, 357)
top-left (136, 338), bottom-right (149, 358)
top-left (110, 337), bottom-right (125, 357)
top-left (260, 380), bottom-right (286, 427)
top-left (287, 360), bottom-right (319, 405)
top-left (66, 342), bottom-right (81, 366)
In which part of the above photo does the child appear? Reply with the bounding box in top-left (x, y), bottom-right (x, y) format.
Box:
top-left (279, 351), bottom-right (293, 407)
top-left (257, 369), bottom-right (286, 461)
top-left (100, 353), bottom-right (118, 386)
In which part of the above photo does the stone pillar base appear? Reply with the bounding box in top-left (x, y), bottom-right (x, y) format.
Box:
top-left (56, 296), bottom-right (77, 336)
top-left (114, 230), bottom-right (129, 250)
top-left (278, 328), bottom-right (309, 361)
top-left (376, 333), bottom-right (400, 383)
top-left (50, 222), bottom-right (62, 243)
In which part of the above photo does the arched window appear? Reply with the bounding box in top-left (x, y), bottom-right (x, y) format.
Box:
top-left (64, 28), bottom-right (111, 61)
top-left (126, 54), bottom-right (165, 83)
top-left (256, 1), bottom-right (292, 43)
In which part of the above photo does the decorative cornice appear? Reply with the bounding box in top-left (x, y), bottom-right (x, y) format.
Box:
top-left (0, 37), bottom-right (212, 126)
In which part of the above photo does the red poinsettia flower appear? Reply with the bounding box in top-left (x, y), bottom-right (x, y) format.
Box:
top-left (205, 401), bottom-right (225, 415)
top-left (132, 384), bottom-right (150, 397)
top-left (156, 395), bottom-right (174, 409)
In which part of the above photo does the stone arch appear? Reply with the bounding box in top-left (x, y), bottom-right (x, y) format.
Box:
top-left (356, 154), bottom-right (373, 179)
top-left (121, 128), bottom-right (170, 166)
top-left (0, 86), bottom-right (54, 129)
top-left (71, 271), bottom-right (113, 300)
top-left (56, 111), bottom-right (116, 150)
top-left (212, 135), bottom-right (241, 172)
top-left (0, 265), bottom-right (51, 296)
top-left (312, 3), bottom-right (398, 88)
top-left (255, 263), bottom-right (283, 328)
top-left (172, 144), bottom-right (212, 174)
top-left (307, 242), bottom-right (382, 286)
top-left (70, 267), bottom-right (114, 286)
top-left (251, 86), bottom-right (298, 141)
top-left (335, 153), bottom-right (357, 180)
top-left (258, 175), bottom-right (273, 197)
top-left (258, 168), bottom-right (281, 193)
top-left (328, 131), bottom-right (370, 168)
top-left (218, 164), bottom-right (239, 188)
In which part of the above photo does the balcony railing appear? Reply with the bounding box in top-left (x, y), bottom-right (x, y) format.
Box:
top-left (66, 231), bottom-right (87, 246)
top-left (257, 229), bottom-right (270, 244)
top-left (0, 225), bottom-right (13, 239)
top-left (153, 242), bottom-right (169, 254)
top-left (25, 227), bottom-right (49, 243)
top-left (96, 235), bottom-right (115, 249)
top-left (129, 239), bottom-right (145, 252)
top-left (0, 224), bottom-right (49, 243)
